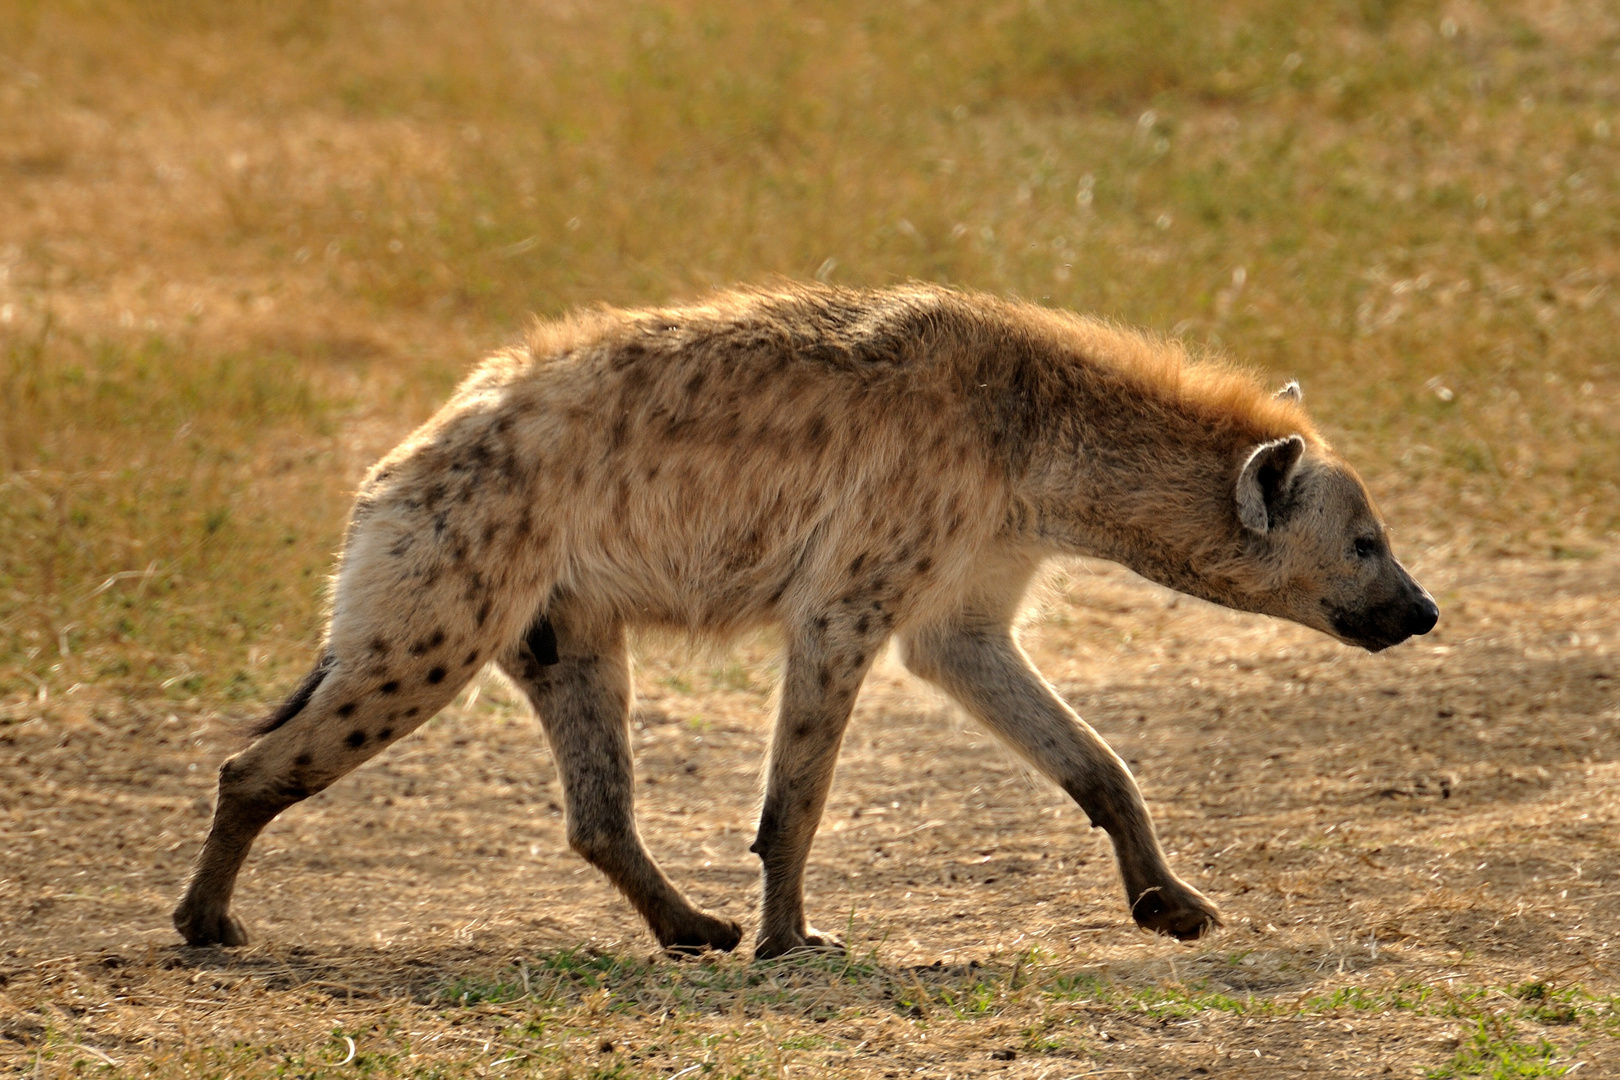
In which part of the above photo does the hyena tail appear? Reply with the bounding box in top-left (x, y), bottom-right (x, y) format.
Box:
top-left (248, 651), bottom-right (336, 738)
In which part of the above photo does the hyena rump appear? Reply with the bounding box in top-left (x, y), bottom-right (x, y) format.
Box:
top-left (174, 283), bottom-right (1438, 956)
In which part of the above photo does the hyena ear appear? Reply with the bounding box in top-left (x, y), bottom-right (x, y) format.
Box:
top-left (1236, 434), bottom-right (1306, 534)
top-left (1275, 380), bottom-right (1302, 404)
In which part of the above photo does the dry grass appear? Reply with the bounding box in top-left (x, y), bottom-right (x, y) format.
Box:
top-left (3, 0), bottom-right (1620, 1076)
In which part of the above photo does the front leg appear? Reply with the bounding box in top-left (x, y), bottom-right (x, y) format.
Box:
top-left (900, 622), bottom-right (1221, 941)
top-left (752, 614), bottom-right (883, 959)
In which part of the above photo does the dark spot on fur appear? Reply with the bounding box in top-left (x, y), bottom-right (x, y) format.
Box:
top-left (685, 371), bottom-right (706, 395)
top-left (818, 666), bottom-right (832, 690)
top-left (370, 636), bottom-right (391, 655)
top-left (622, 363), bottom-right (653, 394)
top-left (427, 666), bottom-right (447, 684)
top-left (410, 630), bottom-right (446, 656)
top-left (805, 415), bottom-right (828, 449)
top-left (405, 706), bottom-right (421, 717)
top-left (849, 553), bottom-right (866, 575)
top-left (615, 338), bottom-right (649, 370)
top-left (811, 615), bottom-right (829, 634)
top-left (646, 463), bottom-right (660, 482)
top-left (793, 721), bottom-right (814, 739)
top-left (275, 777), bottom-right (311, 801)
top-left (346, 730), bottom-right (367, 748)
top-left (464, 650), bottom-right (480, 666)
top-left (336, 701), bottom-right (357, 718)
top-left (379, 727), bottom-right (394, 740)
top-left (915, 557), bottom-right (933, 574)
top-left (379, 680), bottom-right (400, 694)
top-left (526, 616), bottom-right (560, 666)
top-left (294, 753), bottom-right (313, 767)
top-left (475, 599), bottom-right (492, 627)
top-left (855, 614), bottom-right (870, 635)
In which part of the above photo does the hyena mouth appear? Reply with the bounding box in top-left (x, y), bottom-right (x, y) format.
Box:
top-left (1328, 597), bottom-right (1438, 653)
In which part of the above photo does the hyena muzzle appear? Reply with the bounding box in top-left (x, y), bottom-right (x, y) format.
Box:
top-left (172, 283), bottom-right (1436, 957)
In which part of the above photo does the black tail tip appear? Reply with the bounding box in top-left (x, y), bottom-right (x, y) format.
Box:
top-left (249, 651), bottom-right (335, 737)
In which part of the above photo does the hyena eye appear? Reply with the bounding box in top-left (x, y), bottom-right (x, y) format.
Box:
top-left (1353, 536), bottom-right (1379, 559)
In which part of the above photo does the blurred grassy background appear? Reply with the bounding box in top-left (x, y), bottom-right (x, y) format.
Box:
top-left (2, 0), bottom-right (1617, 708)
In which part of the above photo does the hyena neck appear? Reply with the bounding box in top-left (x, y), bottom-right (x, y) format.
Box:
top-left (987, 317), bottom-right (1302, 610)
top-left (1014, 430), bottom-right (1252, 605)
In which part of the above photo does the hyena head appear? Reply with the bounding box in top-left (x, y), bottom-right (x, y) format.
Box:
top-left (1230, 411), bottom-right (1438, 652)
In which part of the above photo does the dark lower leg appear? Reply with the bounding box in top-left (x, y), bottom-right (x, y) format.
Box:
top-left (753, 629), bottom-right (873, 959)
top-left (753, 751), bottom-right (845, 956)
top-left (500, 622), bottom-right (740, 953)
top-left (172, 758), bottom-right (304, 946)
top-left (174, 646), bottom-right (476, 947)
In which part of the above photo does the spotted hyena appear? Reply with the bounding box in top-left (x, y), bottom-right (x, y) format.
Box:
top-left (173, 283), bottom-right (1438, 956)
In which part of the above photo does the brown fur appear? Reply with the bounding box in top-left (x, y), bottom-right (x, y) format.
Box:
top-left (173, 282), bottom-right (1435, 955)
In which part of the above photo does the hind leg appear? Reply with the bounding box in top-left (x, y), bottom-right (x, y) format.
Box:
top-left (498, 604), bottom-right (742, 953)
top-left (175, 408), bottom-right (569, 945)
top-left (173, 581), bottom-right (509, 946)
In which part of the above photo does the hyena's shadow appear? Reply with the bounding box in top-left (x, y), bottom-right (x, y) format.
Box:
top-left (154, 937), bottom-right (1325, 1010)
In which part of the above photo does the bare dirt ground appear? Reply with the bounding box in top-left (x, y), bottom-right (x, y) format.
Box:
top-left (4, 545), bottom-right (1618, 1077)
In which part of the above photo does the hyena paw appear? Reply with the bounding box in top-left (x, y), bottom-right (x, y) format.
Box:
top-left (1130, 879), bottom-right (1222, 941)
top-left (658, 912), bottom-right (744, 956)
top-left (172, 902), bottom-right (250, 948)
top-left (753, 926), bottom-right (846, 961)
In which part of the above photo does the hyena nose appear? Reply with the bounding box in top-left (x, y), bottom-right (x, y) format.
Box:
top-left (1407, 593), bottom-right (1439, 637)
